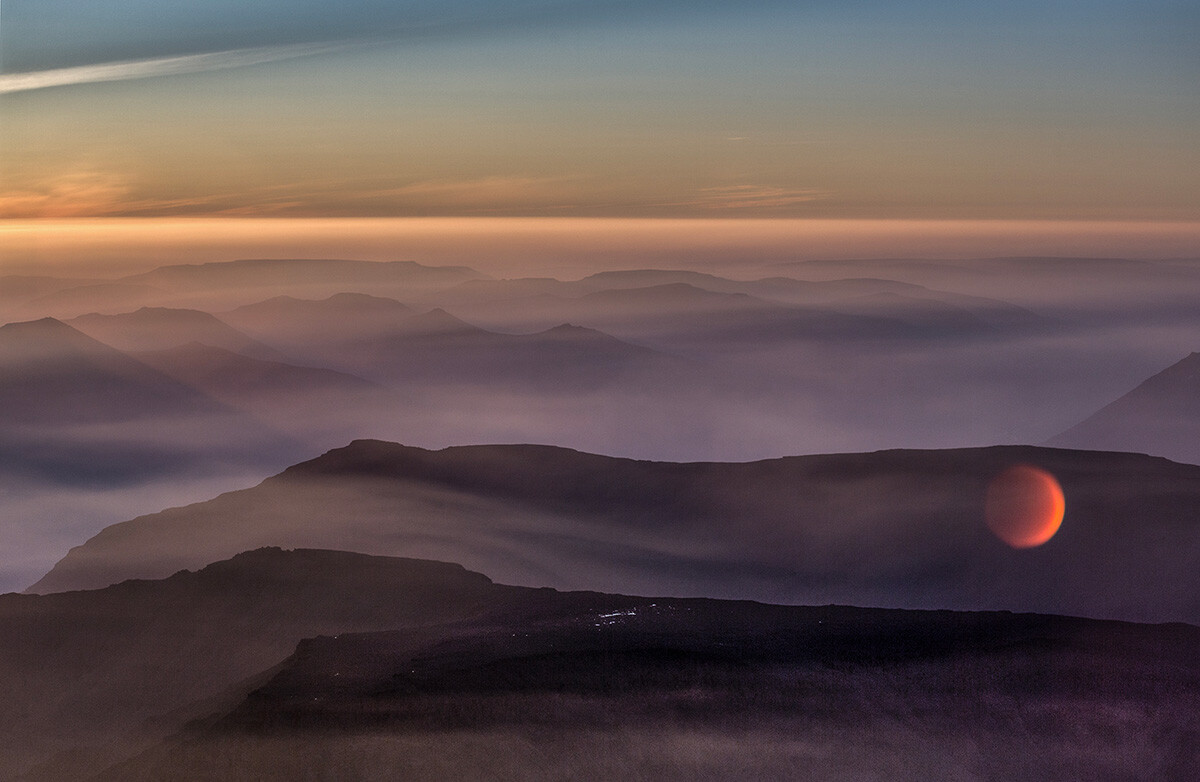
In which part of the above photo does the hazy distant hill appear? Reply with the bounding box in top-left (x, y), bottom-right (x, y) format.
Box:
top-left (4, 547), bottom-right (1198, 781)
top-left (342, 312), bottom-right (693, 391)
top-left (68, 306), bottom-right (282, 359)
top-left (433, 281), bottom-right (919, 349)
top-left (222, 292), bottom-right (415, 347)
top-left (31, 439), bottom-right (1200, 624)
top-left (2, 259), bottom-right (485, 321)
top-left (223, 295), bottom-right (703, 393)
top-left (0, 275), bottom-right (102, 307)
top-left (0, 318), bottom-right (229, 427)
top-left (1048, 352), bottom-right (1200, 465)
top-left (21, 282), bottom-right (169, 320)
top-left (132, 342), bottom-right (395, 443)
top-left (424, 271), bottom-right (1048, 339)
top-left (772, 257), bottom-right (1200, 320)
top-left (120, 258), bottom-right (485, 304)
top-left (0, 318), bottom-right (291, 485)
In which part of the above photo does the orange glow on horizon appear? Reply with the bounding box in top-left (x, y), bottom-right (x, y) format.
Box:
top-left (3, 217), bottom-right (1199, 279)
top-left (985, 465), bottom-right (1065, 549)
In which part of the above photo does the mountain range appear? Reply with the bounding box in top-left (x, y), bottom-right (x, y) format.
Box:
top-left (30, 439), bottom-right (1200, 625)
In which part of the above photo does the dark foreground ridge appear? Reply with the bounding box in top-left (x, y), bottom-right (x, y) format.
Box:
top-left (31, 439), bottom-right (1200, 626)
top-left (1, 547), bottom-right (1197, 781)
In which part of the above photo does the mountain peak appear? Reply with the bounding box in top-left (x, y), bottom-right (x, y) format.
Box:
top-left (0, 315), bottom-right (70, 333)
top-left (0, 316), bottom-right (104, 355)
top-left (1047, 352), bottom-right (1200, 465)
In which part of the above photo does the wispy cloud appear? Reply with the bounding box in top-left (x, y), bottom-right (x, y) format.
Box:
top-left (0, 42), bottom-right (342, 95)
top-left (0, 170), bottom-right (132, 217)
top-left (664, 185), bottom-right (832, 211)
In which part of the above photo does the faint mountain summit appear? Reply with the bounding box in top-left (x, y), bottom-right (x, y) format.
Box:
top-left (1048, 352), bottom-right (1200, 466)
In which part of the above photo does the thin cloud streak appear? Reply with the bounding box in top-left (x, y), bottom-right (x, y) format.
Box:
top-left (0, 42), bottom-right (343, 95)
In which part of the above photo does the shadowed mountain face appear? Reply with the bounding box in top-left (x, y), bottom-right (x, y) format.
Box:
top-left (3, 547), bottom-right (1197, 782)
top-left (1048, 353), bottom-right (1200, 466)
top-left (31, 440), bottom-right (1200, 624)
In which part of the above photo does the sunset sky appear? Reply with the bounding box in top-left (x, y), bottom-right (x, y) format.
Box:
top-left (2, 0), bottom-right (1198, 224)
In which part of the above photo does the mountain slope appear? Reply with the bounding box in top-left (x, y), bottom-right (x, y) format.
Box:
top-left (0, 317), bottom-right (231, 427)
top-left (4, 547), bottom-right (1198, 781)
top-left (132, 342), bottom-right (396, 442)
top-left (0, 318), bottom-right (291, 485)
top-left (0, 548), bottom-right (507, 781)
top-left (68, 307), bottom-right (282, 359)
top-left (1048, 353), bottom-right (1200, 465)
top-left (31, 440), bottom-right (1200, 624)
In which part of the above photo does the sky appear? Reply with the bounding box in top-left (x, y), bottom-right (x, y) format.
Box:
top-left (2, 0), bottom-right (1198, 224)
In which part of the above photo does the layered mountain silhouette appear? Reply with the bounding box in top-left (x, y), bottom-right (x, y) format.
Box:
top-left (20, 282), bottom-right (169, 320)
top-left (773, 257), bottom-right (1200, 326)
top-left (0, 318), bottom-right (225, 426)
top-left (68, 306), bottom-right (283, 359)
top-left (31, 440), bottom-right (1200, 624)
top-left (120, 258), bottom-right (486, 310)
top-left (0, 318), bottom-right (291, 485)
top-left (223, 294), bottom-right (705, 393)
top-left (425, 271), bottom-right (1049, 341)
top-left (1, 259), bottom-right (486, 319)
top-left (222, 292), bottom-right (416, 347)
top-left (132, 342), bottom-right (395, 443)
top-left (1048, 353), bottom-right (1200, 466)
top-left (2, 547), bottom-right (1196, 781)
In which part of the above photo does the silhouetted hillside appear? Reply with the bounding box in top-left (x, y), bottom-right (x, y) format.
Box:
top-left (0, 548), bottom-right (508, 781)
top-left (31, 440), bottom-right (1200, 624)
top-left (3, 547), bottom-right (1198, 781)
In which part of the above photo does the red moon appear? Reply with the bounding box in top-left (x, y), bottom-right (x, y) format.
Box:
top-left (985, 465), bottom-right (1065, 548)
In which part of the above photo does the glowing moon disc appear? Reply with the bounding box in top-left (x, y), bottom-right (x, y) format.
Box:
top-left (985, 465), bottom-right (1065, 548)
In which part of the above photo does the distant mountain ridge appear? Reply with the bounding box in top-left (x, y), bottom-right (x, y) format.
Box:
top-left (31, 439), bottom-right (1200, 625)
top-left (0, 317), bottom-right (229, 426)
top-left (0, 317), bottom-right (295, 487)
top-left (68, 306), bottom-right (283, 359)
top-left (120, 258), bottom-right (484, 292)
